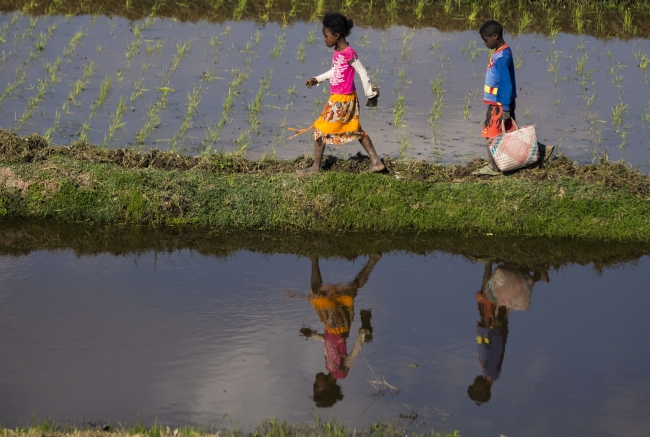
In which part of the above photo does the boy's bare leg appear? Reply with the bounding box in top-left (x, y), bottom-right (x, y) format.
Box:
top-left (485, 140), bottom-right (499, 172)
top-left (297, 137), bottom-right (325, 176)
top-left (359, 135), bottom-right (385, 172)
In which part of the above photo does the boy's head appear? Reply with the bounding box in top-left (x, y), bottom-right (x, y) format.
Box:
top-left (467, 375), bottom-right (493, 404)
top-left (479, 20), bottom-right (504, 50)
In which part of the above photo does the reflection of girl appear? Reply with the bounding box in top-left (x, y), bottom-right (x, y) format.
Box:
top-left (291, 12), bottom-right (384, 175)
top-left (468, 261), bottom-right (547, 404)
top-left (299, 254), bottom-right (380, 407)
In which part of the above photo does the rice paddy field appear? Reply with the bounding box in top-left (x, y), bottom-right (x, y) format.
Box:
top-left (0, 0), bottom-right (649, 170)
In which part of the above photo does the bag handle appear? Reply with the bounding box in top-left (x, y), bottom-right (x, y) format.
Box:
top-left (500, 117), bottom-right (519, 133)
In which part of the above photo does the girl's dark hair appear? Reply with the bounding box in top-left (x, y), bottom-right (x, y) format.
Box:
top-left (322, 12), bottom-right (354, 37)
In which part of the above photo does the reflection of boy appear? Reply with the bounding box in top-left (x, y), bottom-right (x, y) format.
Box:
top-left (476, 20), bottom-right (517, 175)
top-left (468, 261), bottom-right (548, 404)
top-left (299, 254), bottom-right (380, 407)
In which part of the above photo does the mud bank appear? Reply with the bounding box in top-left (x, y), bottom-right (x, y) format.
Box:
top-left (1, 131), bottom-right (649, 241)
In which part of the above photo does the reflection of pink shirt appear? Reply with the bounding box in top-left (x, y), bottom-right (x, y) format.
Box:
top-left (330, 46), bottom-right (358, 95)
top-left (324, 331), bottom-right (349, 379)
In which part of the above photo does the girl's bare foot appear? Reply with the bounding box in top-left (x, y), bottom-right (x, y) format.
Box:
top-left (370, 161), bottom-right (385, 172)
top-left (296, 167), bottom-right (322, 176)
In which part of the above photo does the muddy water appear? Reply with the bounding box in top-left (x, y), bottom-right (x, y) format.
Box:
top-left (0, 226), bottom-right (649, 436)
top-left (1, 13), bottom-right (649, 170)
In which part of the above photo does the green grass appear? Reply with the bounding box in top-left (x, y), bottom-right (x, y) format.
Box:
top-left (0, 418), bottom-right (460, 437)
top-left (1, 131), bottom-right (650, 241)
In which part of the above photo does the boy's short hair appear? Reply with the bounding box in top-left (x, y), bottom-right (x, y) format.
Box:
top-left (479, 20), bottom-right (504, 38)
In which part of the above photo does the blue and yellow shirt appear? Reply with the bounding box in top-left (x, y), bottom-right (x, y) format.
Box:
top-left (483, 44), bottom-right (517, 111)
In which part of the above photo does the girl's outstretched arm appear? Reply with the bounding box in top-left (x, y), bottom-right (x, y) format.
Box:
top-left (350, 59), bottom-right (378, 98)
top-left (315, 69), bottom-right (333, 84)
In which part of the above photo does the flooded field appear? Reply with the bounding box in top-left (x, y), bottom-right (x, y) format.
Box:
top-left (0, 9), bottom-right (649, 169)
top-left (1, 223), bottom-right (650, 436)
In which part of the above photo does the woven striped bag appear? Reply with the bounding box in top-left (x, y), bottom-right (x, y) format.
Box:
top-left (487, 120), bottom-right (539, 172)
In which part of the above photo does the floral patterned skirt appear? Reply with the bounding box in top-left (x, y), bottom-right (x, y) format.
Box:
top-left (288, 93), bottom-right (366, 145)
top-left (313, 93), bottom-right (366, 145)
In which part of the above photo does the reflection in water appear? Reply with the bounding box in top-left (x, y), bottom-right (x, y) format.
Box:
top-left (298, 254), bottom-right (381, 407)
top-left (468, 261), bottom-right (549, 404)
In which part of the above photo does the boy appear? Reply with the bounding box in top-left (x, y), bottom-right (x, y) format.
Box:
top-left (476, 20), bottom-right (517, 176)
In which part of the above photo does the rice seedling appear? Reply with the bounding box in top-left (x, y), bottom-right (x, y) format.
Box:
top-left (623, 8), bottom-right (633, 33)
top-left (461, 40), bottom-right (479, 62)
top-left (548, 15), bottom-right (560, 41)
top-left (546, 49), bottom-right (559, 74)
top-left (414, 0), bottom-right (428, 21)
top-left (398, 132), bottom-right (410, 161)
top-left (15, 78), bottom-right (49, 131)
top-left (202, 121), bottom-right (220, 154)
top-left (443, 0), bottom-right (454, 15)
top-left (355, 32), bottom-right (370, 49)
top-left (467, 2), bottom-right (480, 25)
top-left (78, 121), bottom-right (91, 142)
top-left (91, 75), bottom-right (111, 115)
top-left (642, 102), bottom-right (650, 125)
top-left (307, 27), bottom-right (315, 46)
top-left (108, 95), bottom-right (128, 140)
top-left (573, 5), bottom-right (585, 34)
top-left (170, 85), bottom-right (203, 150)
top-left (401, 30), bottom-right (414, 62)
top-left (386, 0), bottom-right (399, 19)
top-left (271, 31), bottom-right (286, 60)
top-left (463, 92), bottom-right (472, 120)
top-left (287, 84), bottom-right (297, 96)
top-left (43, 56), bottom-right (62, 84)
top-left (43, 109), bottom-right (60, 141)
top-left (296, 41), bottom-right (305, 63)
top-left (611, 102), bottom-right (628, 128)
top-left (171, 39), bottom-right (194, 73)
top-left (614, 74), bottom-right (624, 88)
top-left (64, 28), bottom-right (86, 57)
top-left (393, 94), bottom-right (405, 128)
top-left (138, 103), bottom-right (161, 144)
top-left (576, 52), bottom-right (588, 76)
top-left (247, 70), bottom-right (273, 134)
top-left (130, 78), bottom-right (146, 101)
top-left (234, 128), bottom-right (252, 155)
top-left (260, 0), bottom-right (273, 21)
top-left (618, 125), bottom-right (630, 149)
top-left (429, 76), bottom-right (445, 126)
top-left (517, 11), bottom-right (532, 35)
top-left (4, 66), bottom-right (26, 100)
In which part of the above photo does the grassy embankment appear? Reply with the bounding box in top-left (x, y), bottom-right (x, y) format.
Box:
top-left (0, 418), bottom-right (460, 437)
top-left (1, 130), bottom-right (649, 241)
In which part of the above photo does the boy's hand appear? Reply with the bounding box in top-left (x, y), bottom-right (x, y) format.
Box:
top-left (501, 111), bottom-right (511, 120)
top-left (306, 78), bottom-right (318, 88)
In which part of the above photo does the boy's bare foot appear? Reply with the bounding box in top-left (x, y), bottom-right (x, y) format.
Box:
top-left (370, 161), bottom-right (385, 172)
top-left (296, 167), bottom-right (322, 176)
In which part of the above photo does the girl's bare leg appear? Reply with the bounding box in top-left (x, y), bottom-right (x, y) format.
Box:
top-left (359, 135), bottom-right (385, 172)
top-left (297, 137), bottom-right (325, 175)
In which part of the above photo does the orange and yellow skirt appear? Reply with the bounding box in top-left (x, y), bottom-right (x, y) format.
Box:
top-left (290, 93), bottom-right (366, 145)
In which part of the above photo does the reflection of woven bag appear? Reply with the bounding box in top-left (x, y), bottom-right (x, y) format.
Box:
top-left (487, 120), bottom-right (539, 172)
top-left (486, 266), bottom-right (533, 311)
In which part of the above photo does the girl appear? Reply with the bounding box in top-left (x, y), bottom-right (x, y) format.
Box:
top-left (291, 13), bottom-right (384, 175)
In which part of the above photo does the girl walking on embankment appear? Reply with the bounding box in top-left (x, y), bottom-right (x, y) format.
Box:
top-left (290, 12), bottom-right (385, 175)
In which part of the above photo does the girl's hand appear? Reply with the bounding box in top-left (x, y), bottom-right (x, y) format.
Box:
top-left (306, 78), bottom-right (318, 88)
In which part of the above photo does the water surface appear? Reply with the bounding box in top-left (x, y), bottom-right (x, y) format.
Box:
top-left (1, 225), bottom-right (649, 436)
